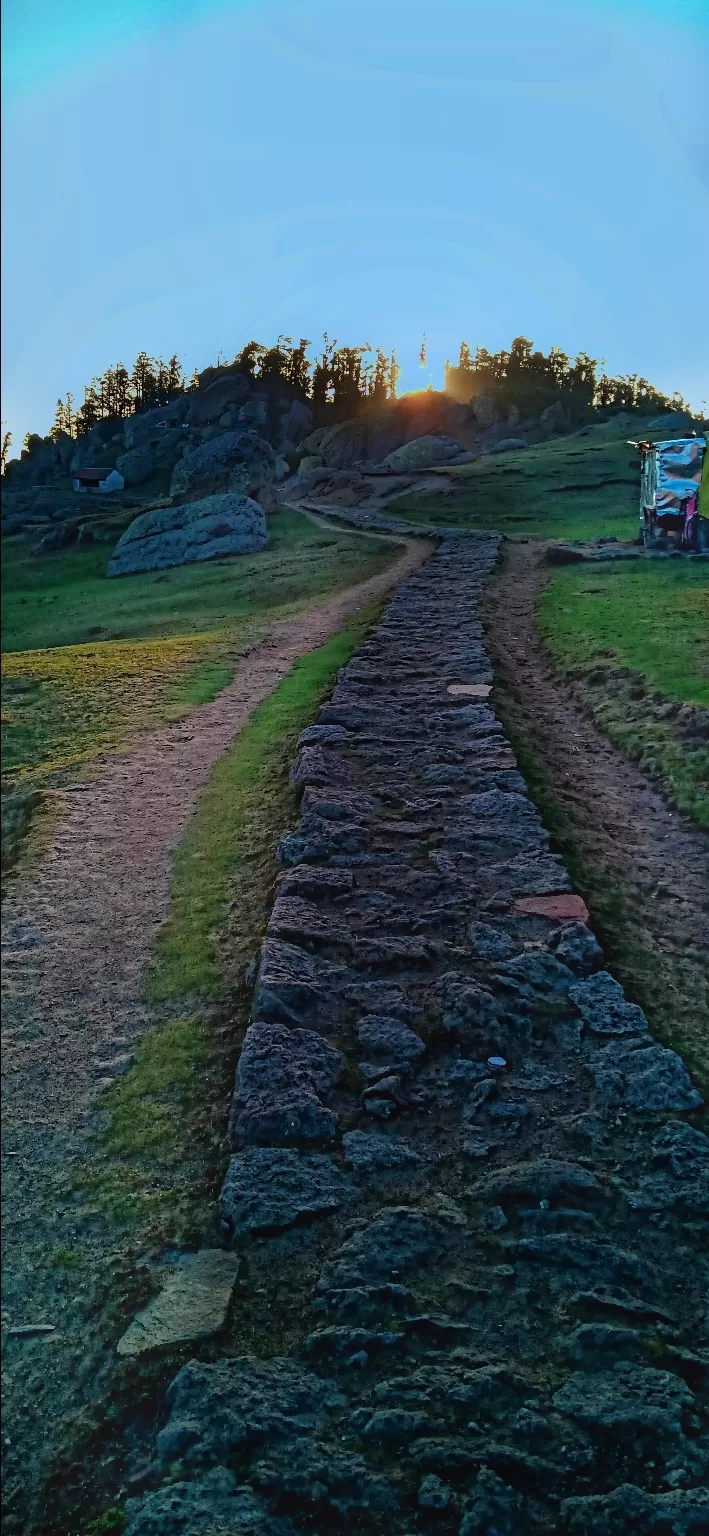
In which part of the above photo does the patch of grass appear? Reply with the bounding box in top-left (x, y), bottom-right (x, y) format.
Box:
top-left (392, 419), bottom-right (641, 541)
top-left (537, 560), bottom-right (709, 706)
top-left (1, 632), bottom-right (233, 787)
top-left (1, 509), bottom-right (396, 653)
top-left (53, 1248), bottom-right (83, 1270)
top-left (1, 510), bottom-right (400, 870)
top-left (82, 1508), bottom-right (126, 1536)
top-left (537, 561), bottom-right (709, 825)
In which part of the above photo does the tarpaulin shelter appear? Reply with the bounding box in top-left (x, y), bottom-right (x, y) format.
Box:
top-left (631, 435), bottom-right (708, 551)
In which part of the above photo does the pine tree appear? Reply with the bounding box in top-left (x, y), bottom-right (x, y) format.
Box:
top-left (1, 429), bottom-right (12, 474)
top-left (131, 352), bottom-right (159, 413)
top-left (50, 399), bottom-right (66, 441)
top-left (369, 348), bottom-right (389, 405)
top-left (388, 349), bottom-right (400, 401)
top-left (75, 382), bottom-right (100, 437)
top-left (287, 338), bottom-right (311, 396)
top-left (166, 354), bottom-right (184, 398)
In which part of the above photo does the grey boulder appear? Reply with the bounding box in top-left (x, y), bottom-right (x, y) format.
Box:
top-left (115, 448), bottom-right (155, 486)
top-left (185, 372), bottom-right (251, 428)
top-left (280, 399), bottom-right (313, 445)
top-left (123, 398), bottom-right (188, 450)
top-left (170, 431), bottom-right (286, 502)
top-left (106, 492), bottom-right (268, 576)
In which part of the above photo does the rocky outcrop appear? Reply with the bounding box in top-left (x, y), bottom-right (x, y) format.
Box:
top-left (106, 491), bottom-right (268, 576)
top-left (123, 398), bottom-right (189, 449)
top-left (125, 535), bottom-right (708, 1536)
top-left (170, 431), bottom-right (288, 503)
top-left (299, 396), bottom-right (477, 470)
top-left (185, 372), bottom-right (251, 429)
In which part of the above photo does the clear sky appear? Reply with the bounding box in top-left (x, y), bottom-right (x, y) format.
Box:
top-left (2, 0), bottom-right (708, 451)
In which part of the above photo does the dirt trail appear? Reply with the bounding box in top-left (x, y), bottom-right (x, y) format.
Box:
top-left (482, 539), bottom-right (709, 1082)
top-left (1, 533), bottom-right (429, 1313)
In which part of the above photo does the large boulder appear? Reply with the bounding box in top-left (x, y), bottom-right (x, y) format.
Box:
top-left (123, 398), bottom-right (188, 450)
top-left (69, 423), bottom-right (123, 474)
top-left (115, 448), bottom-right (155, 486)
top-left (382, 434), bottom-right (465, 470)
top-left (280, 399), bottom-right (313, 446)
top-left (170, 429), bottom-right (286, 502)
top-left (106, 492), bottom-right (268, 576)
top-left (185, 373), bottom-right (251, 429)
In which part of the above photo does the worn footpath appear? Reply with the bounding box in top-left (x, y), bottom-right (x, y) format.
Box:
top-left (121, 534), bottom-right (709, 1535)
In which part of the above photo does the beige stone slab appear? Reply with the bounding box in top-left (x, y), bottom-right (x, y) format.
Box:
top-left (446, 683), bottom-right (492, 697)
top-left (117, 1250), bottom-right (239, 1356)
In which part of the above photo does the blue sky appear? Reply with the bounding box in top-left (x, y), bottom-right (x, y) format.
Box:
top-left (2, 0), bottom-right (708, 450)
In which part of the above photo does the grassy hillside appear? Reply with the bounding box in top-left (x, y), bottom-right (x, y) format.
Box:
top-left (392, 418), bottom-right (642, 541)
top-left (1, 510), bottom-right (400, 869)
top-left (1, 509), bottom-right (391, 653)
top-left (538, 560), bottom-right (709, 826)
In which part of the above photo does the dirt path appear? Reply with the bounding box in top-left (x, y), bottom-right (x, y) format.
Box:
top-left (1, 533), bottom-right (429, 1314)
top-left (482, 539), bottom-right (709, 1086)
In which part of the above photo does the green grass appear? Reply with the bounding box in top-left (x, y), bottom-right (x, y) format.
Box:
top-left (537, 561), bottom-right (709, 707)
top-left (538, 561), bottom-right (709, 825)
top-left (1, 510), bottom-right (400, 870)
top-left (392, 418), bottom-right (642, 541)
top-left (73, 603), bottom-right (381, 1232)
top-left (1, 509), bottom-right (394, 653)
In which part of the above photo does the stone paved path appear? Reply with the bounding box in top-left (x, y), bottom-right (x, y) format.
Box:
top-left (126, 535), bottom-right (709, 1536)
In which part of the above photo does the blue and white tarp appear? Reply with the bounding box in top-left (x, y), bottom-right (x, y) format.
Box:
top-left (655, 436), bottom-right (705, 513)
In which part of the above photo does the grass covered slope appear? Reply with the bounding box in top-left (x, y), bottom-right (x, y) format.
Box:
top-left (392, 418), bottom-right (642, 541)
top-left (1, 509), bottom-right (393, 653)
top-left (538, 560), bottom-right (709, 825)
top-left (1, 510), bottom-right (400, 868)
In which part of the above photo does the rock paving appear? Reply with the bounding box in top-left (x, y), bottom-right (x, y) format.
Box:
top-left (125, 534), bottom-right (709, 1535)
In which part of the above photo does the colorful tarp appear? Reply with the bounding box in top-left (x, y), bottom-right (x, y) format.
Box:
top-left (655, 436), bottom-right (706, 513)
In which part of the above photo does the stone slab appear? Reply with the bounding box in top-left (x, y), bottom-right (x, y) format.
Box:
top-left (116, 1250), bottom-right (240, 1356)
